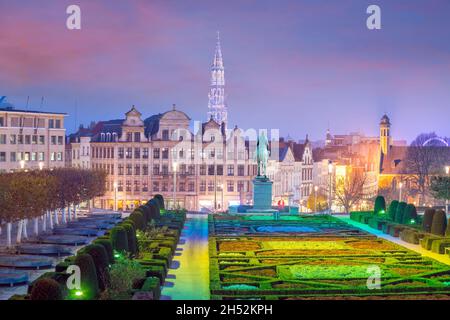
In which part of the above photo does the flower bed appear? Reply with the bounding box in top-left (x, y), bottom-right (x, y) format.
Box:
top-left (209, 214), bottom-right (450, 300)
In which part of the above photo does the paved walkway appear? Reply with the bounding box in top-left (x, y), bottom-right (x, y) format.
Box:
top-left (161, 213), bottom-right (210, 300)
top-left (336, 215), bottom-right (450, 266)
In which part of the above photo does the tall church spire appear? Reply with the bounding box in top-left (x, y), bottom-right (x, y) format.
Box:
top-left (207, 31), bottom-right (227, 128)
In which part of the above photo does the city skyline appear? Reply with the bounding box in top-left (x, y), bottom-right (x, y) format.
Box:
top-left (1, 0), bottom-right (450, 143)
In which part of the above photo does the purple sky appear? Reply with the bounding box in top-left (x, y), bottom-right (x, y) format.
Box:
top-left (1, 0), bottom-right (449, 142)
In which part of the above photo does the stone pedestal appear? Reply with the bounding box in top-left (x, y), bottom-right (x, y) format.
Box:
top-left (247, 176), bottom-right (276, 213)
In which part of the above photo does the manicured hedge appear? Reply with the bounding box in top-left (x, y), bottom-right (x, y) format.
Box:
top-left (74, 253), bottom-right (99, 300)
top-left (154, 194), bottom-right (165, 210)
top-left (394, 202), bottom-right (407, 223)
top-left (79, 244), bottom-right (110, 290)
top-left (422, 209), bottom-right (436, 233)
top-left (93, 238), bottom-right (114, 264)
top-left (30, 278), bottom-right (63, 300)
top-left (121, 222), bottom-right (138, 255)
top-left (129, 211), bottom-right (146, 230)
top-left (374, 196), bottom-right (386, 215)
top-left (402, 204), bottom-right (417, 224)
top-left (388, 200), bottom-right (399, 220)
top-left (110, 226), bottom-right (129, 253)
top-left (431, 210), bottom-right (447, 236)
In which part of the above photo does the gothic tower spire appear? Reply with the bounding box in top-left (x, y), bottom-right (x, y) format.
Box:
top-left (380, 114), bottom-right (391, 156)
top-left (207, 31), bottom-right (227, 129)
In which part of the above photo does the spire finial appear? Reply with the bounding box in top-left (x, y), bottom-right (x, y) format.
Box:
top-left (172, 103), bottom-right (176, 111)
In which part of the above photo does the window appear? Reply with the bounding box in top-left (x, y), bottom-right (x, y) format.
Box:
top-left (227, 165), bottom-right (234, 176)
top-left (32, 135), bottom-right (38, 144)
top-left (48, 119), bottom-right (54, 128)
top-left (200, 164), bottom-right (206, 175)
top-left (153, 165), bottom-right (160, 175)
top-left (134, 148), bottom-right (140, 159)
top-left (162, 129), bottom-right (169, 141)
top-left (0, 134), bottom-right (6, 144)
top-left (238, 181), bottom-right (245, 192)
top-left (39, 135), bottom-right (45, 145)
top-left (0, 117), bottom-right (4, 127)
top-left (0, 152), bottom-right (6, 162)
top-left (153, 181), bottom-right (159, 192)
top-left (162, 164), bottom-right (168, 175)
top-left (143, 148), bottom-right (149, 159)
top-left (126, 164), bottom-right (132, 175)
top-left (25, 135), bottom-right (31, 145)
top-left (11, 117), bottom-right (19, 127)
top-left (134, 180), bottom-right (140, 192)
top-left (10, 134), bottom-right (16, 144)
top-left (126, 181), bottom-right (131, 192)
top-left (217, 165), bottom-right (223, 176)
top-left (188, 165), bottom-right (195, 175)
top-left (24, 152), bottom-right (30, 161)
top-left (126, 148), bottom-right (132, 159)
top-left (143, 165), bottom-right (148, 175)
top-left (127, 132), bottom-right (132, 142)
top-left (162, 182), bottom-right (168, 192)
top-left (135, 164), bottom-right (140, 175)
top-left (57, 152), bottom-right (63, 161)
top-left (118, 181), bottom-right (123, 192)
top-left (31, 152), bottom-right (37, 161)
top-left (38, 152), bottom-right (44, 161)
top-left (208, 165), bottom-right (215, 176)
top-left (58, 136), bottom-right (63, 145)
top-left (227, 181), bottom-right (234, 192)
top-left (180, 164), bottom-right (187, 175)
top-left (153, 148), bottom-right (160, 159)
top-left (118, 148), bottom-right (124, 159)
top-left (208, 181), bottom-right (214, 192)
top-left (238, 165), bottom-right (245, 176)
top-left (162, 148), bottom-right (169, 159)
top-left (10, 152), bottom-right (16, 162)
top-left (118, 165), bottom-right (124, 175)
top-left (55, 119), bottom-right (61, 128)
top-left (188, 182), bottom-right (195, 192)
top-left (179, 182), bottom-right (185, 192)
top-left (143, 181), bottom-right (148, 192)
top-left (51, 136), bottom-right (57, 145)
top-left (134, 132), bottom-right (141, 142)
top-left (200, 180), bottom-right (206, 192)
top-left (18, 135), bottom-right (23, 144)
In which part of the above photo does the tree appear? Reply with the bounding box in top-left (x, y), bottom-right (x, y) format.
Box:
top-left (405, 133), bottom-right (450, 204)
top-left (306, 192), bottom-right (328, 212)
top-left (332, 169), bottom-right (367, 214)
top-left (430, 176), bottom-right (450, 201)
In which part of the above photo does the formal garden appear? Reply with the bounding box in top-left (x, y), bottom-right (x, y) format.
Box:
top-left (209, 212), bottom-right (450, 300)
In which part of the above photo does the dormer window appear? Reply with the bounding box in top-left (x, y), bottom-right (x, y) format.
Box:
top-left (100, 133), bottom-right (105, 141)
top-left (162, 130), bottom-right (169, 141)
top-left (127, 132), bottom-right (133, 142)
top-left (134, 132), bottom-right (141, 142)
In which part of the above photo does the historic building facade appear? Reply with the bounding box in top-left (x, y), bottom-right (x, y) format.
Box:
top-left (67, 106), bottom-right (256, 211)
top-left (267, 137), bottom-right (314, 210)
top-left (0, 100), bottom-right (66, 172)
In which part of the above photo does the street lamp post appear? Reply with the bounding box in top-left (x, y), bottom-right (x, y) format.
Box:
top-left (220, 183), bottom-right (224, 212)
top-left (328, 160), bottom-right (333, 214)
top-left (314, 185), bottom-right (318, 213)
top-left (113, 182), bottom-right (118, 212)
top-left (445, 166), bottom-right (449, 216)
top-left (399, 182), bottom-right (403, 202)
top-left (172, 162), bottom-right (177, 210)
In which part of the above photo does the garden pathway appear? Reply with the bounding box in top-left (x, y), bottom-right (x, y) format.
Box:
top-left (161, 213), bottom-right (210, 300)
top-left (337, 215), bottom-right (450, 266)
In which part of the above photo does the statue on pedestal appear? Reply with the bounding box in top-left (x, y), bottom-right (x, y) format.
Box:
top-left (256, 131), bottom-right (269, 177)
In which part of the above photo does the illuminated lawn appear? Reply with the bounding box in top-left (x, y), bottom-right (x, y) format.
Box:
top-left (209, 214), bottom-right (450, 300)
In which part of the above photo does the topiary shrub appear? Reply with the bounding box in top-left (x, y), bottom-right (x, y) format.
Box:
top-left (422, 208), bottom-right (436, 232)
top-left (394, 202), bottom-right (407, 223)
top-left (154, 194), bottom-right (165, 210)
top-left (446, 219), bottom-right (450, 237)
top-left (93, 238), bottom-right (114, 264)
top-left (30, 278), bottom-right (63, 300)
top-left (402, 204), bottom-right (418, 224)
top-left (148, 202), bottom-right (160, 220)
top-left (139, 205), bottom-right (152, 223)
top-left (110, 226), bottom-right (129, 253)
top-left (74, 253), bottom-right (99, 300)
top-left (129, 211), bottom-right (146, 230)
top-left (121, 223), bottom-right (138, 255)
top-left (431, 210), bottom-right (447, 236)
top-left (374, 196), bottom-right (386, 215)
top-left (388, 200), bottom-right (399, 221)
top-left (80, 244), bottom-right (110, 291)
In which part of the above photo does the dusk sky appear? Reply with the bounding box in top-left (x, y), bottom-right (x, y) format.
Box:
top-left (1, 0), bottom-right (449, 143)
